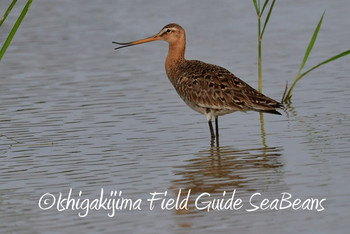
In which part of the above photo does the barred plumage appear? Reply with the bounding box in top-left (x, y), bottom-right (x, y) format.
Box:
top-left (114, 23), bottom-right (283, 142)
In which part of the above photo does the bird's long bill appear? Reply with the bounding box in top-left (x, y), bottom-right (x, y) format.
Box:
top-left (113, 34), bottom-right (160, 50)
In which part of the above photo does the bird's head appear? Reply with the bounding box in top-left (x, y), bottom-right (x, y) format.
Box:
top-left (113, 23), bottom-right (185, 50)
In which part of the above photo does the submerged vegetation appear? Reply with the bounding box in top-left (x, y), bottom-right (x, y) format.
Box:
top-left (0, 0), bottom-right (32, 62)
top-left (252, 0), bottom-right (350, 104)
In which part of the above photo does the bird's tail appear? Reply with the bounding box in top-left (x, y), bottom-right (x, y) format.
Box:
top-left (262, 109), bottom-right (282, 115)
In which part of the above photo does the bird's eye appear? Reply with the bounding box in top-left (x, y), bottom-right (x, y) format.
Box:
top-left (166, 29), bottom-right (171, 33)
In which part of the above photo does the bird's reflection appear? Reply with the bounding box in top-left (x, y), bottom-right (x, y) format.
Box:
top-left (169, 144), bottom-right (285, 219)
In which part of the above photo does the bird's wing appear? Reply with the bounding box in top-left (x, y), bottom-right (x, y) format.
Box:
top-left (174, 60), bottom-right (282, 113)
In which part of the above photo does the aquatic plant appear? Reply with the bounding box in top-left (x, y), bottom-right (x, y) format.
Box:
top-left (252, 0), bottom-right (276, 93)
top-left (252, 0), bottom-right (276, 147)
top-left (0, 0), bottom-right (32, 62)
top-left (252, 1), bottom-right (350, 103)
top-left (283, 12), bottom-right (350, 103)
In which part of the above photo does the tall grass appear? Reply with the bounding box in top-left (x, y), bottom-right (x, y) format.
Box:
top-left (252, 1), bottom-right (350, 104)
top-left (252, 0), bottom-right (276, 93)
top-left (252, 0), bottom-right (276, 147)
top-left (0, 0), bottom-right (32, 62)
top-left (283, 12), bottom-right (350, 103)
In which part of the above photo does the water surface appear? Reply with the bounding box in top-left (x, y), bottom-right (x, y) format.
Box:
top-left (0, 0), bottom-right (350, 233)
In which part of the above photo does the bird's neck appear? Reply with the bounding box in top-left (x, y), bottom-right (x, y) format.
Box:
top-left (165, 41), bottom-right (186, 81)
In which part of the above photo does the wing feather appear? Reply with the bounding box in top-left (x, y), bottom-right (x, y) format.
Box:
top-left (173, 60), bottom-right (282, 113)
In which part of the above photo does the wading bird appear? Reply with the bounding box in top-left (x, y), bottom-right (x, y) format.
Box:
top-left (113, 23), bottom-right (282, 143)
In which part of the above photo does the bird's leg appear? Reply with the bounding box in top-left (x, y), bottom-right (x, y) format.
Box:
top-left (206, 109), bottom-right (215, 140)
top-left (215, 116), bottom-right (219, 146)
top-left (208, 120), bottom-right (215, 139)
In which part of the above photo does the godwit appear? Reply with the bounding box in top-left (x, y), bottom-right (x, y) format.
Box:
top-left (113, 23), bottom-right (283, 142)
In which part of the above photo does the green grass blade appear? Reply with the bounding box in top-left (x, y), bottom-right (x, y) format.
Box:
top-left (261, 0), bottom-right (275, 38)
top-left (284, 50), bottom-right (350, 103)
top-left (0, 0), bottom-right (32, 62)
top-left (261, 0), bottom-right (270, 16)
top-left (252, 0), bottom-right (260, 15)
top-left (297, 50), bottom-right (350, 81)
top-left (296, 11), bottom-right (325, 77)
top-left (0, 0), bottom-right (17, 27)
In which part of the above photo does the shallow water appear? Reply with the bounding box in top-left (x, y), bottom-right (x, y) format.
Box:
top-left (1, 0), bottom-right (350, 233)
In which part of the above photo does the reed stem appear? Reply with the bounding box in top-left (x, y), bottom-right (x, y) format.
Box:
top-left (258, 15), bottom-right (262, 92)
